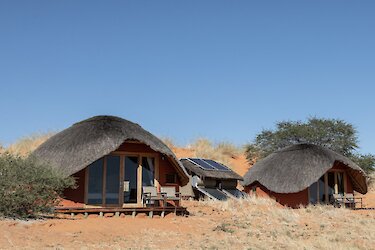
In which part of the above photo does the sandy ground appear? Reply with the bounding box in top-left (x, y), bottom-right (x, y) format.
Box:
top-left (0, 200), bottom-right (232, 249)
top-left (0, 199), bottom-right (374, 250)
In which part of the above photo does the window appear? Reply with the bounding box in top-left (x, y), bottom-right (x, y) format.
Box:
top-left (337, 172), bottom-right (345, 195)
top-left (318, 175), bottom-right (325, 202)
top-left (165, 173), bottom-right (177, 184)
top-left (124, 156), bottom-right (138, 203)
top-left (87, 158), bottom-right (104, 205)
top-left (105, 156), bottom-right (120, 205)
top-left (309, 182), bottom-right (318, 204)
top-left (142, 157), bottom-right (155, 187)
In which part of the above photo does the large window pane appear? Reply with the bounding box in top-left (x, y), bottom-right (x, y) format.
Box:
top-left (309, 182), bottom-right (318, 204)
top-left (124, 156), bottom-right (138, 203)
top-left (106, 156), bottom-right (120, 205)
top-left (337, 172), bottom-right (345, 195)
top-left (318, 175), bottom-right (325, 202)
top-left (142, 157), bottom-right (155, 187)
top-left (88, 158), bottom-right (104, 205)
top-left (327, 172), bottom-right (335, 201)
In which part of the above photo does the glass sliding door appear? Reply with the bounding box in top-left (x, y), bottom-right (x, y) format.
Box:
top-left (87, 158), bottom-right (104, 205)
top-left (318, 175), bottom-right (325, 202)
top-left (86, 154), bottom-right (158, 206)
top-left (327, 172), bottom-right (335, 201)
top-left (337, 172), bottom-right (345, 195)
top-left (105, 156), bottom-right (120, 205)
top-left (142, 157), bottom-right (155, 187)
top-left (124, 156), bottom-right (138, 203)
top-left (309, 182), bottom-right (318, 204)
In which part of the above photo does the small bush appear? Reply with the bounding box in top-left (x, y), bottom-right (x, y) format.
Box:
top-left (0, 154), bottom-right (75, 219)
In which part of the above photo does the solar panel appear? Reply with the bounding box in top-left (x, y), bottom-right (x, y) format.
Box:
top-left (189, 158), bottom-right (216, 170)
top-left (203, 159), bottom-right (230, 171)
top-left (223, 189), bottom-right (246, 199)
top-left (201, 188), bottom-right (228, 200)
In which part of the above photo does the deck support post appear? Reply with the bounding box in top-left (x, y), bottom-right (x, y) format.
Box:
top-left (115, 212), bottom-right (120, 217)
top-left (84, 212), bottom-right (88, 218)
top-left (99, 212), bottom-right (103, 218)
top-left (70, 213), bottom-right (75, 218)
top-left (161, 211), bottom-right (165, 218)
top-left (149, 211), bottom-right (153, 218)
top-left (132, 210), bottom-right (136, 218)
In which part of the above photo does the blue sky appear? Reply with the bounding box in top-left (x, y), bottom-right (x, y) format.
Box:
top-left (0, 1), bottom-right (374, 154)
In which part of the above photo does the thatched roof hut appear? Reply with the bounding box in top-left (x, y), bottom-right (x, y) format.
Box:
top-left (242, 143), bottom-right (367, 194)
top-left (33, 115), bottom-right (189, 185)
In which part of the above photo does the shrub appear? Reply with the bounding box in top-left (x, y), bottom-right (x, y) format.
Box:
top-left (0, 154), bottom-right (75, 219)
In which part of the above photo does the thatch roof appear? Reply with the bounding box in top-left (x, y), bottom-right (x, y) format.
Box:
top-left (180, 158), bottom-right (243, 181)
top-left (242, 144), bottom-right (368, 194)
top-left (32, 115), bottom-right (189, 185)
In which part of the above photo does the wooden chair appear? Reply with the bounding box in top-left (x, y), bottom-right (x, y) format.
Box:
top-left (160, 186), bottom-right (181, 209)
top-left (142, 186), bottom-right (164, 207)
top-left (332, 194), bottom-right (344, 208)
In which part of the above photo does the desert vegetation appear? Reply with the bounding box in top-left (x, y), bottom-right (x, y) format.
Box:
top-left (162, 137), bottom-right (244, 167)
top-left (5, 132), bottom-right (55, 157)
top-left (0, 133), bottom-right (74, 219)
top-left (190, 197), bottom-right (375, 250)
top-left (0, 154), bottom-right (75, 219)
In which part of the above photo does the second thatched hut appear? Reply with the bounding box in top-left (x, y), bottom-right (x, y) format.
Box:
top-left (242, 144), bottom-right (368, 208)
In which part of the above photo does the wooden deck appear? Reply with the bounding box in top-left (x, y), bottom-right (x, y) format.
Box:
top-left (54, 206), bottom-right (188, 218)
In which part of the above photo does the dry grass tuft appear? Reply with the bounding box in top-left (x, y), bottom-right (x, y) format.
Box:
top-left (6, 132), bottom-right (55, 157)
top-left (160, 137), bottom-right (178, 150)
top-left (369, 172), bottom-right (375, 191)
top-left (188, 138), bottom-right (243, 166)
top-left (192, 196), bottom-right (375, 250)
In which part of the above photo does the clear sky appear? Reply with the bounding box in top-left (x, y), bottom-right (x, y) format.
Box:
top-left (0, 1), bottom-right (374, 154)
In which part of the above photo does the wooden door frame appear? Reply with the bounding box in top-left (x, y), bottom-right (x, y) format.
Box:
top-left (84, 152), bottom-right (159, 208)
